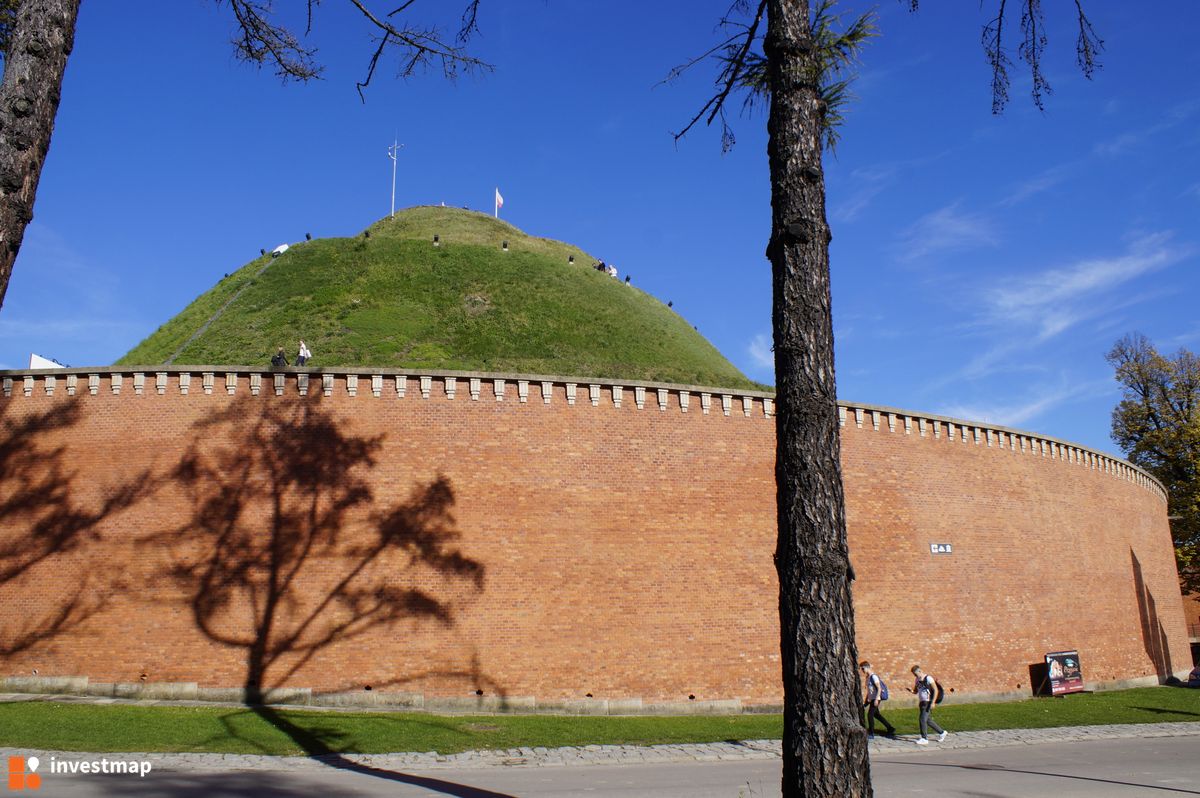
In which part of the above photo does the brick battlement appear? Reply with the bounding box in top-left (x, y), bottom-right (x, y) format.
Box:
top-left (0, 365), bottom-right (1166, 503)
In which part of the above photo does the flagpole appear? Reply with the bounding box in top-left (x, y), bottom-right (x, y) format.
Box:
top-left (494, 188), bottom-right (498, 218)
top-left (387, 140), bottom-right (403, 218)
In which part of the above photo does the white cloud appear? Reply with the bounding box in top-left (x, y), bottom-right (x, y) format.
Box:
top-left (997, 163), bottom-right (1074, 207)
top-left (12, 222), bottom-right (124, 311)
top-left (1093, 132), bottom-right (1143, 158)
top-left (831, 150), bottom-right (956, 223)
top-left (895, 201), bottom-right (998, 263)
top-left (937, 379), bottom-right (1112, 428)
top-left (986, 232), bottom-right (1190, 340)
top-left (831, 166), bottom-right (894, 223)
top-left (920, 341), bottom-right (1048, 394)
top-left (1166, 325), bottom-right (1200, 348)
top-left (1093, 99), bottom-right (1200, 157)
top-left (954, 341), bottom-right (1025, 382)
top-left (923, 233), bottom-right (1193, 397)
top-left (748, 333), bottom-right (774, 371)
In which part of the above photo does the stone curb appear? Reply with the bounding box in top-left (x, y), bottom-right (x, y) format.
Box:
top-left (2, 722), bottom-right (1197, 772)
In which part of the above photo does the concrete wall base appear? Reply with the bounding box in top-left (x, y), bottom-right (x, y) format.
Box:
top-left (1, 673), bottom-right (1188, 715)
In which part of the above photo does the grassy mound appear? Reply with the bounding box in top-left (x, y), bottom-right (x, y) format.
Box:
top-left (119, 206), bottom-right (755, 389)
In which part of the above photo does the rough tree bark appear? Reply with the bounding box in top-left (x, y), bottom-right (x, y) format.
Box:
top-left (0, 0), bottom-right (79, 312)
top-left (765, 2), bottom-right (870, 796)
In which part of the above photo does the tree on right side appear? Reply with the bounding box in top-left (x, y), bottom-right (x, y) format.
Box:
top-left (1108, 333), bottom-right (1200, 597)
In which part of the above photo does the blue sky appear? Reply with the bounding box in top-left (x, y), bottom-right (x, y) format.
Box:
top-left (2, 0), bottom-right (1197, 454)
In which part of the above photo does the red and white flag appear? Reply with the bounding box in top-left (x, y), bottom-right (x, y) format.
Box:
top-left (494, 187), bottom-right (504, 217)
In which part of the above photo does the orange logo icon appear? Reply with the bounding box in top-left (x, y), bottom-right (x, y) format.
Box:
top-left (5, 757), bottom-right (41, 791)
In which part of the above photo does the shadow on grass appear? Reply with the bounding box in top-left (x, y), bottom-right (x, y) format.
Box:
top-left (1130, 705), bottom-right (1200, 717)
top-left (252, 703), bottom-right (518, 798)
top-left (190, 706), bottom-right (516, 797)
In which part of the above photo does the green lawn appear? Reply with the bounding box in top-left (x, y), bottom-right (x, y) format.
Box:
top-left (0, 703), bottom-right (780, 757)
top-left (879, 686), bottom-right (1200, 735)
top-left (0, 687), bottom-right (1196, 756)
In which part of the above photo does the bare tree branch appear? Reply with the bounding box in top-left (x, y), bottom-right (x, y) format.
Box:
top-left (347, 0), bottom-right (493, 101)
top-left (1072, 0), bottom-right (1104, 78)
top-left (668, 0), bottom-right (874, 153)
top-left (917, 1), bottom-right (1101, 115)
top-left (218, 0), bottom-right (493, 100)
top-left (222, 0), bottom-right (323, 82)
top-left (982, 0), bottom-right (1012, 113)
top-left (981, 1), bottom-right (1102, 114)
top-left (456, 0), bottom-right (483, 44)
top-left (357, 31), bottom-right (393, 101)
top-left (664, 0), bottom-right (768, 149)
top-left (1018, 0), bottom-right (1050, 110)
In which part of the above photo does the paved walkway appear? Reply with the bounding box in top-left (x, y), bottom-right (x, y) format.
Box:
top-left (2, 703), bottom-right (1197, 773)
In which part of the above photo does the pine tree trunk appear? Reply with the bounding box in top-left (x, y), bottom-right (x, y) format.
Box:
top-left (0, 0), bottom-right (80, 311)
top-left (765, 2), bottom-right (871, 795)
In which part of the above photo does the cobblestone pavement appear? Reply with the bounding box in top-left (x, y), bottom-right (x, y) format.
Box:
top-left (2, 717), bottom-right (1197, 773)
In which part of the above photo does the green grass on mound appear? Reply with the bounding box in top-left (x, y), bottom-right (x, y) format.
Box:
top-left (0, 687), bottom-right (1194, 756)
top-left (118, 207), bottom-right (757, 389)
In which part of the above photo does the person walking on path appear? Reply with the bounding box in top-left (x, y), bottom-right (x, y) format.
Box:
top-left (295, 340), bottom-right (311, 367)
top-left (911, 665), bottom-right (947, 745)
top-left (271, 347), bottom-right (288, 368)
top-left (860, 661), bottom-right (895, 739)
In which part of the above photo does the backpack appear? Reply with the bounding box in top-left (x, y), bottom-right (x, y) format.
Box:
top-left (878, 677), bottom-right (889, 701)
top-left (934, 679), bottom-right (946, 705)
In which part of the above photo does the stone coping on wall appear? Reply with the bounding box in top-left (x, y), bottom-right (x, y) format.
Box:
top-left (0, 675), bottom-right (750, 716)
top-left (0, 673), bottom-right (1173, 715)
top-left (0, 365), bottom-right (1165, 503)
top-left (836, 400), bottom-right (1168, 504)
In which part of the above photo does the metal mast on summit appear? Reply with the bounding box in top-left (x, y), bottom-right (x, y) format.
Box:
top-left (387, 139), bottom-right (404, 218)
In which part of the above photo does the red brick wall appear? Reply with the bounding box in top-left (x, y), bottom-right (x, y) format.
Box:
top-left (841, 413), bottom-right (1187, 697)
top-left (1183, 593), bottom-right (1200, 641)
top-left (0, 371), bottom-right (1189, 705)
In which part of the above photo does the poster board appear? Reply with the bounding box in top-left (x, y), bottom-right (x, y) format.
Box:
top-left (1045, 650), bottom-right (1084, 695)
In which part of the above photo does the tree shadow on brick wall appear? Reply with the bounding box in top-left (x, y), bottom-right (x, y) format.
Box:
top-left (150, 399), bottom-right (505, 793)
top-left (0, 401), bottom-right (153, 658)
top-left (1131, 548), bottom-right (1174, 680)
